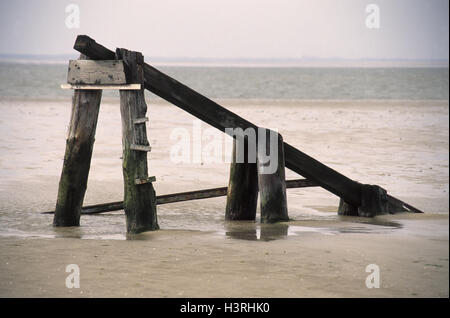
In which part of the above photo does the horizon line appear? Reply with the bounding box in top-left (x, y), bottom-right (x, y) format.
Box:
top-left (0, 53), bottom-right (448, 68)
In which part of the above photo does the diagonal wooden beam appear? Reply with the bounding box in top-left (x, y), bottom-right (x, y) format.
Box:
top-left (73, 35), bottom-right (363, 206)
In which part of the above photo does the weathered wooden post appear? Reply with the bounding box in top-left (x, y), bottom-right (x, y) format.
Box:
top-left (53, 54), bottom-right (102, 227)
top-left (338, 184), bottom-right (389, 217)
top-left (225, 137), bottom-right (259, 220)
top-left (257, 129), bottom-right (289, 223)
top-left (116, 48), bottom-right (158, 233)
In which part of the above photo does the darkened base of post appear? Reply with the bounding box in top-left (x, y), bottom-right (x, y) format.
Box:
top-left (118, 48), bottom-right (158, 234)
top-left (359, 184), bottom-right (389, 217)
top-left (338, 184), bottom-right (389, 217)
top-left (337, 199), bottom-right (359, 216)
top-left (258, 131), bottom-right (289, 223)
top-left (122, 166), bottom-right (158, 233)
top-left (54, 137), bottom-right (98, 226)
top-left (225, 138), bottom-right (258, 220)
top-left (121, 131), bottom-right (159, 233)
top-left (53, 58), bottom-right (102, 227)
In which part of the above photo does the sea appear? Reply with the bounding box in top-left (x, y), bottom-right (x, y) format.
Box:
top-left (0, 62), bottom-right (448, 100)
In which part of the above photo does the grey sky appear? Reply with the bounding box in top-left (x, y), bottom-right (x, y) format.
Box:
top-left (0, 0), bottom-right (448, 60)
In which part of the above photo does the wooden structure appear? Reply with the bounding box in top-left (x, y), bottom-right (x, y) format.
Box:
top-left (54, 49), bottom-right (158, 233)
top-left (225, 137), bottom-right (258, 221)
top-left (51, 35), bottom-right (423, 233)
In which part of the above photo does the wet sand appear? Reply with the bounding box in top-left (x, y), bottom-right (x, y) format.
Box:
top-left (0, 214), bottom-right (448, 298)
top-left (0, 98), bottom-right (448, 297)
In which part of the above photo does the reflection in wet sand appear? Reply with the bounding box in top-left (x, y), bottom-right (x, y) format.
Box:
top-left (52, 226), bottom-right (84, 239)
top-left (338, 216), bottom-right (403, 229)
top-left (225, 221), bottom-right (290, 241)
top-left (224, 217), bottom-right (404, 241)
top-left (333, 216), bottom-right (403, 234)
top-left (52, 225), bottom-right (126, 240)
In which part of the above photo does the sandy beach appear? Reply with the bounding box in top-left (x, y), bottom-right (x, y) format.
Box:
top-left (0, 213), bottom-right (448, 298)
top-left (0, 98), bottom-right (448, 297)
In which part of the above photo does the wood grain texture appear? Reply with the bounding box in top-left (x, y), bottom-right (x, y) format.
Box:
top-left (67, 60), bottom-right (126, 85)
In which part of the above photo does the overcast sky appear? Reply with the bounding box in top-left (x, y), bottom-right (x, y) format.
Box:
top-left (0, 0), bottom-right (448, 60)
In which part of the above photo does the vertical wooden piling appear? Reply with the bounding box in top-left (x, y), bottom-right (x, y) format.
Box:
top-left (225, 137), bottom-right (258, 220)
top-left (53, 54), bottom-right (102, 227)
top-left (116, 48), bottom-right (158, 233)
top-left (257, 130), bottom-right (289, 223)
top-left (358, 184), bottom-right (389, 217)
top-left (338, 184), bottom-right (389, 217)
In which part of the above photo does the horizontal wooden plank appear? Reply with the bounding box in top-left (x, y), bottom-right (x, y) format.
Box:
top-left (130, 144), bottom-right (152, 152)
top-left (61, 83), bottom-right (141, 90)
top-left (68, 60), bottom-right (126, 84)
top-left (73, 36), bottom-right (365, 206)
top-left (41, 178), bottom-right (319, 214)
top-left (157, 187), bottom-right (227, 205)
top-left (133, 117), bottom-right (149, 124)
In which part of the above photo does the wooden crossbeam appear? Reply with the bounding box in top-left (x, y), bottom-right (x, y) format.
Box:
top-left (61, 84), bottom-right (141, 90)
top-left (41, 178), bottom-right (319, 215)
top-left (67, 60), bottom-right (127, 85)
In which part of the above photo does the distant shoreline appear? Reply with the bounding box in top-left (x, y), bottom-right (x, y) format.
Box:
top-left (0, 56), bottom-right (448, 68)
top-left (1, 96), bottom-right (449, 104)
